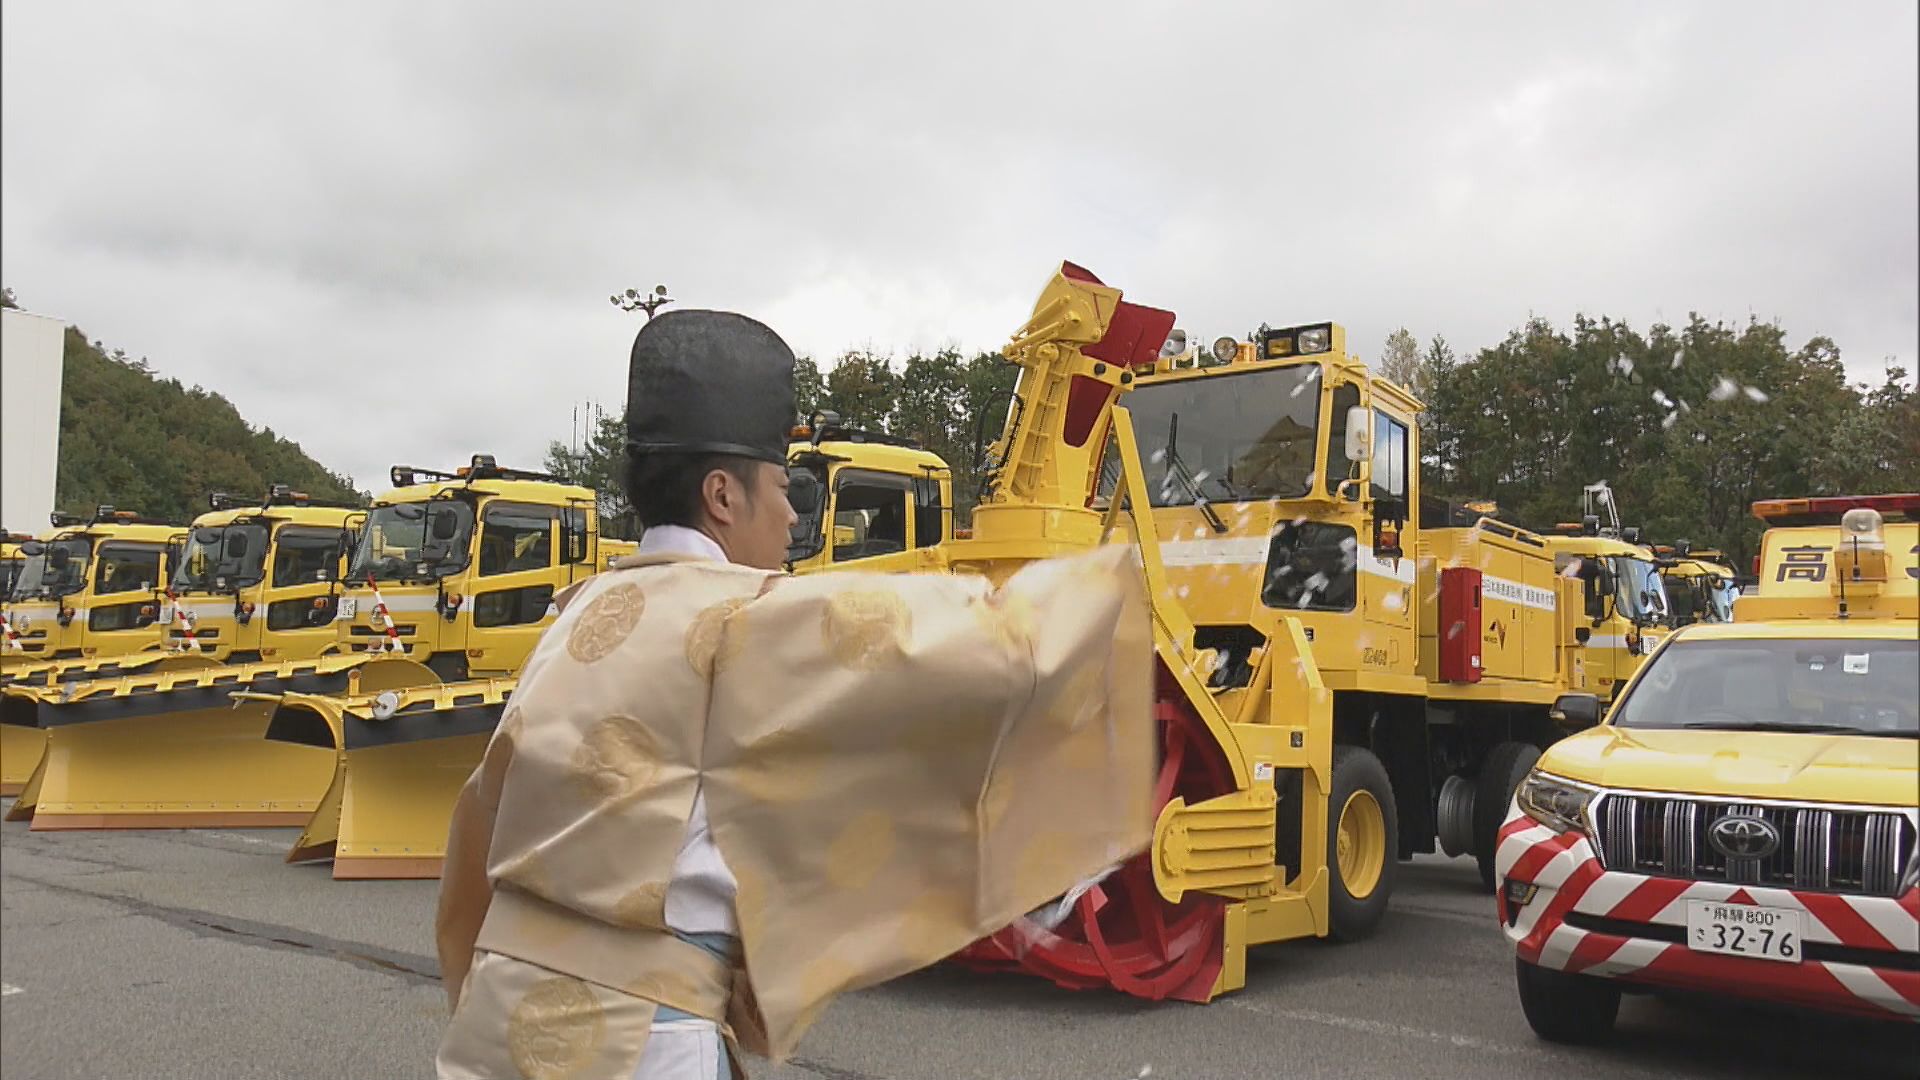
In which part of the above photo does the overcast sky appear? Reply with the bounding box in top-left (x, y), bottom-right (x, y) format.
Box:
top-left (4, 2), bottom-right (1915, 490)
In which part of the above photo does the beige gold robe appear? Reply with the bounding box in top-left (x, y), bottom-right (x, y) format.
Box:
top-left (435, 546), bottom-right (1155, 1079)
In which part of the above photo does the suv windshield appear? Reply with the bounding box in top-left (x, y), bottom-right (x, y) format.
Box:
top-left (1612, 555), bottom-right (1668, 625)
top-left (172, 523), bottom-right (270, 591)
top-left (13, 537), bottom-right (93, 598)
top-left (348, 500), bottom-right (474, 582)
top-left (1109, 365), bottom-right (1324, 506)
top-left (1614, 637), bottom-right (1918, 737)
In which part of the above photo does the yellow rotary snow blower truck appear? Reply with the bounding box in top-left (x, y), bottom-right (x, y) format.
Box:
top-left (1005, 307), bottom-right (1650, 1000)
top-left (822, 262), bottom-right (1340, 1004)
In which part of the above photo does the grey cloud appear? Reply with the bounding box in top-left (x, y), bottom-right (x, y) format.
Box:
top-left (3, 0), bottom-right (1913, 489)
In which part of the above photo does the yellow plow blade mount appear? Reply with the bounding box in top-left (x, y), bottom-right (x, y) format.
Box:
top-left (2, 654), bottom-right (223, 798)
top-left (269, 678), bottom-right (513, 879)
top-left (9, 655), bottom-right (437, 830)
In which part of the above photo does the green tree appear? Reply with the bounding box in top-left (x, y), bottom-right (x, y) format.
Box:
top-left (53, 326), bottom-right (363, 524)
top-left (1376, 327), bottom-right (1430, 406)
top-left (821, 349), bottom-right (898, 429)
top-left (542, 409), bottom-right (636, 539)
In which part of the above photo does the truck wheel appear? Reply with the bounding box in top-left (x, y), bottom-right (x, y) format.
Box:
top-left (1514, 957), bottom-right (1619, 1043)
top-left (1328, 745), bottom-right (1397, 941)
top-left (1475, 741), bottom-right (1541, 892)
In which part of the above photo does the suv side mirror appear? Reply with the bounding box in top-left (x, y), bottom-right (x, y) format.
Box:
top-left (1342, 406), bottom-right (1371, 463)
top-left (1549, 693), bottom-right (1602, 729)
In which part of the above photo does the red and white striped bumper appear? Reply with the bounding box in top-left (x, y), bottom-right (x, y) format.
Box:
top-left (1494, 805), bottom-right (1920, 1022)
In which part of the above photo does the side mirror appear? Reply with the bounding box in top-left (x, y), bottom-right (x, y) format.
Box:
top-left (1549, 693), bottom-right (1602, 729)
top-left (224, 533), bottom-right (250, 560)
top-left (20, 541), bottom-right (45, 557)
top-left (430, 510), bottom-right (459, 541)
top-left (788, 472), bottom-right (823, 515)
top-left (48, 547), bottom-right (71, 570)
top-left (1342, 406), bottom-right (1371, 463)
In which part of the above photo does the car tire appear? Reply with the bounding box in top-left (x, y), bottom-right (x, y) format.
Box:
top-left (1475, 740), bottom-right (1542, 892)
top-left (1514, 956), bottom-right (1620, 1044)
top-left (1328, 745), bottom-right (1398, 942)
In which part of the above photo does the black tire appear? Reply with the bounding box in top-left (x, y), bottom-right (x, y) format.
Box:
top-left (1328, 745), bottom-right (1398, 942)
top-left (1475, 740), bottom-right (1541, 892)
top-left (1514, 956), bottom-right (1620, 1044)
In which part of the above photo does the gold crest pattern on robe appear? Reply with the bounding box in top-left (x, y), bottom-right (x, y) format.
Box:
top-left (436, 545), bottom-right (1155, 1076)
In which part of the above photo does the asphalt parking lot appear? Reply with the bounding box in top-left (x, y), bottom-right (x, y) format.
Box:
top-left (2, 805), bottom-right (1914, 1080)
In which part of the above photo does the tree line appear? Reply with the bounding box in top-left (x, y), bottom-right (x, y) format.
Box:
top-left (3, 290), bottom-right (362, 529)
top-left (11, 284), bottom-right (1910, 570)
top-left (1381, 315), bottom-right (1918, 574)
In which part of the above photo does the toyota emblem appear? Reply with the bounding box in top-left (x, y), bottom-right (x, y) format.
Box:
top-left (1708, 814), bottom-right (1780, 860)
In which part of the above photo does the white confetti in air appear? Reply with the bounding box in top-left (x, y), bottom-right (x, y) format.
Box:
top-left (1290, 381), bottom-right (1310, 397)
top-left (1138, 1067), bottom-right (1154, 1079)
top-left (1671, 350), bottom-right (1685, 369)
top-left (1651, 389), bottom-right (1674, 409)
top-left (1383, 592), bottom-right (1404, 611)
top-left (1744, 385), bottom-right (1769, 402)
top-left (1150, 449), bottom-right (1167, 464)
top-left (1709, 376), bottom-right (1739, 402)
top-left (1446, 621), bottom-right (1464, 640)
top-left (1661, 412), bottom-right (1678, 430)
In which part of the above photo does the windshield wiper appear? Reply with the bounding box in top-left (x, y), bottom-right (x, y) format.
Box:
top-left (1163, 415), bottom-right (1226, 534)
top-left (1678, 721), bottom-right (1915, 737)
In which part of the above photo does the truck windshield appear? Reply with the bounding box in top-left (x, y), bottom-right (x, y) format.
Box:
top-left (1611, 556), bottom-right (1668, 625)
top-left (1115, 365), bottom-right (1323, 505)
top-left (13, 537), bottom-right (93, 599)
top-left (1613, 637), bottom-right (1918, 737)
top-left (172, 523), bottom-right (270, 591)
top-left (348, 501), bottom-right (474, 582)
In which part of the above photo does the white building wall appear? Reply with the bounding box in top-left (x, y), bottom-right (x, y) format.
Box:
top-left (1, 308), bottom-right (67, 533)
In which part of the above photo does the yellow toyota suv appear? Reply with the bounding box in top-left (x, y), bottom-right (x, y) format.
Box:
top-left (1495, 493), bottom-right (1919, 1041)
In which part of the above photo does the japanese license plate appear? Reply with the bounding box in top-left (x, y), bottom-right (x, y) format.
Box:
top-left (335, 597), bottom-right (357, 619)
top-left (1685, 900), bottom-right (1802, 964)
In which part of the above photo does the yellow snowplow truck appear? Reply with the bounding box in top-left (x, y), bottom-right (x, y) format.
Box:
top-left (162, 487), bottom-right (362, 663)
top-left (3, 461), bottom-right (629, 835)
top-left (1, 508), bottom-right (181, 668)
top-left (1, 509), bottom-right (192, 797)
top-left (263, 437), bottom-right (953, 880)
top-left (258, 456), bottom-right (622, 877)
top-left (0, 490), bottom-right (356, 804)
top-left (785, 413), bottom-right (954, 574)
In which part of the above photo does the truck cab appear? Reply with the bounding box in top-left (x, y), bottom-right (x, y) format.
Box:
top-left (0, 508), bottom-right (181, 663)
top-left (1655, 543), bottom-right (1738, 628)
top-left (1498, 492), bottom-right (1920, 1040)
top-left (1088, 323), bottom-right (1625, 893)
top-left (163, 487), bottom-right (361, 664)
top-left (785, 415), bottom-right (953, 574)
top-left (326, 455), bottom-right (608, 680)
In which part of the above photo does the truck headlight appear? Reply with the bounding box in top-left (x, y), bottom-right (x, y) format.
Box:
top-left (1515, 770), bottom-right (1599, 836)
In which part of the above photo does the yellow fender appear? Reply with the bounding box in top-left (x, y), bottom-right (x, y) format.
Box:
top-left (268, 676), bottom-right (513, 879)
top-left (13, 654), bottom-right (437, 830)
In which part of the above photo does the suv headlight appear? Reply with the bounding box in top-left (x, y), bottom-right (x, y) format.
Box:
top-left (1515, 770), bottom-right (1600, 835)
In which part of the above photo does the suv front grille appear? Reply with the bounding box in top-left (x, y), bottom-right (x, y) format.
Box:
top-left (1593, 793), bottom-right (1915, 898)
